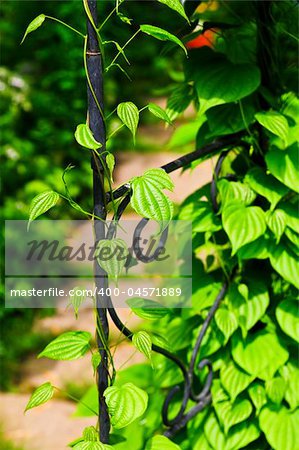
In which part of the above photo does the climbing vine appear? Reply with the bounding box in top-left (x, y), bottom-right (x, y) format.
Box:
top-left (22, 1), bottom-right (298, 449)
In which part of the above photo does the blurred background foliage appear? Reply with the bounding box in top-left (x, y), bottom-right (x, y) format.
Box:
top-left (0, 0), bottom-right (186, 390)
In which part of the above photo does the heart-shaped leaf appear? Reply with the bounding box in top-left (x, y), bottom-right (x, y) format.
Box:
top-left (140, 25), bottom-right (187, 55)
top-left (214, 398), bottom-right (253, 434)
top-left (215, 307), bottom-right (238, 343)
top-left (222, 203), bottom-right (266, 255)
top-left (244, 167), bottom-right (289, 209)
top-left (232, 331), bottom-right (288, 379)
top-left (25, 382), bottom-right (54, 411)
top-left (28, 191), bottom-right (60, 230)
top-left (266, 377), bottom-right (287, 404)
top-left (220, 361), bottom-right (254, 402)
top-left (38, 331), bottom-right (91, 360)
top-left (130, 168), bottom-right (174, 229)
top-left (266, 209), bottom-right (286, 243)
top-left (255, 111), bottom-right (289, 147)
top-left (259, 405), bottom-right (299, 450)
top-left (117, 102), bottom-right (139, 141)
top-left (276, 299), bottom-right (299, 342)
top-left (104, 382), bottom-right (148, 429)
top-left (75, 124), bottom-right (102, 150)
top-left (127, 298), bottom-right (170, 320)
top-left (270, 243), bottom-right (299, 289)
top-left (132, 331), bottom-right (152, 362)
top-left (96, 238), bottom-right (129, 281)
top-left (248, 383), bottom-right (267, 414)
top-left (266, 144), bottom-right (299, 193)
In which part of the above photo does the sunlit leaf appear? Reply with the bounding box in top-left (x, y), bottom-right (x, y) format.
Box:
top-left (148, 103), bottom-right (172, 124)
top-left (270, 243), bottom-right (299, 289)
top-left (91, 352), bottom-right (102, 375)
top-left (130, 168), bottom-right (174, 230)
top-left (96, 238), bottom-right (129, 281)
top-left (25, 382), bottom-right (54, 411)
top-left (157, 0), bottom-right (189, 22)
top-left (145, 435), bottom-right (181, 449)
top-left (140, 25), bottom-right (187, 55)
top-left (106, 153), bottom-right (115, 183)
top-left (266, 209), bottom-right (286, 243)
top-left (104, 382), bottom-right (148, 428)
top-left (214, 398), bottom-right (252, 434)
top-left (38, 331), bottom-right (91, 360)
top-left (21, 14), bottom-right (46, 44)
top-left (75, 124), bottom-right (102, 150)
top-left (117, 102), bottom-right (139, 141)
top-left (127, 298), bottom-right (170, 320)
top-left (220, 361), bottom-right (254, 402)
top-left (28, 191), bottom-right (60, 230)
top-left (232, 331), bottom-right (288, 379)
top-left (255, 111), bottom-right (289, 147)
top-left (266, 144), bottom-right (299, 193)
top-left (266, 377), bottom-right (287, 405)
top-left (68, 287), bottom-right (86, 318)
top-left (248, 383), bottom-right (267, 413)
top-left (259, 405), bottom-right (299, 450)
top-left (244, 167), bottom-right (289, 209)
top-left (215, 307), bottom-right (238, 343)
top-left (132, 331), bottom-right (152, 362)
top-left (222, 203), bottom-right (266, 255)
top-left (276, 299), bottom-right (299, 342)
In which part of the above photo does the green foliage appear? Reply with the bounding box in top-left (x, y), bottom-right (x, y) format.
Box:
top-left (140, 25), bottom-right (187, 56)
top-left (75, 124), bottom-right (102, 150)
top-left (104, 383), bottom-right (148, 429)
top-left (38, 331), bottom-right (91, 360)
top-left (25, 381), bottom-right (54, 411)
top-left (28, 190), bottom-right (60, 229)
top-left (17, 1), bottom-right (299, 449)
top-left (21, 14), bottom-right (46, 44)
top-left (95, 238), bottom-right (129, 281)
top-left (130, 168), bottom-right (174, 229)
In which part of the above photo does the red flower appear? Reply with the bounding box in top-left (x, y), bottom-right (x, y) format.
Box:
top-left (186, 28), bottom-right (219, 50)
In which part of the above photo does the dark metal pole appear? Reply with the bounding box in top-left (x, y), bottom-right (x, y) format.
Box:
top-left (86, 0), bottom-right (110, 443)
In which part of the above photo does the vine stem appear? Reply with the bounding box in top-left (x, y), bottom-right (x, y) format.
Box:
top-left (85, 0), bottom-right (110, 443)
top-left (45, 15), bottom-right (85, 38)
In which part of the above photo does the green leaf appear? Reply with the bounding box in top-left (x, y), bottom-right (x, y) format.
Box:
top-left (266, 377), bottom-right (287, 405)
top-left (38, 331), bottom-right (91, 360)
top-left (28, 191), bottom-right (60, 230)
top-left (91, 352), bottom-right (101, 375)
top-left (130, 168), bottom-right (174, 229)
top-left (106, 153), bottom-right (115, 183)
top-left (104, 382), bottom-right (148, 429)
top-left (276, 299), bottom-right (299, 342)
top-left (222, 203), bottom-right (266, 255)
top-left (204, 413), bottom-right (260, 450)
top-left (220, 361), bottom-right (254, 402)
top-left (248, 383), bottom-right (267, 414)
top-left (281, 92), bottom-right (299, 123)
top-left (229, 281), bottom-right (269, 334)
top-left (21, 14), bottom-right (46, 44)
top-left (236, 235), bottom-right (269, 260)
top-left (75, 124), bottom-right (102, 150)
top-left (270, 243), bottom-right (299, 289)
top-left (266, 209), bottom-right (286, 243)
top-left (215, 307), bottom-right (238, 343)
top-left (195, 56), bottom-right (261, 114)
top-left (96, 238), bottom-right (129, 281)
top-left (255, 111), bottom-right (289, 147)
top-left (218, 180), bottom-right (256, 209)
top-left (166, 84), bottom-right (193, 120)
top-left (245, 167), bottom-right (289, 209)
top-left (127, 298), bottom-right (170, 320)
top-left (214, 398), bottom-right (253, 434)
top-left (280, 363), bottom-right (299, 410)
top-left (157, 0), bottom-right (189, 22)
top-left (132, 331), bottom-right (152, 362)
top-left (145, 435), bottom-right (181, 449)
top-left (68, 287), bottom-right (85, 319)
top-left (259, 405), bottom-right (299, 450)
top-left (25, 382), bottom-right (54, 412)
top-left (232, 331), bottom-right (289, 380)
top-left (279, 202), bottom-right (299, 234)
top-left (117, 102), bottom-right (139, 141)
top-left (266, 144), bottom-right (299, 193)
top-left (73, 442), bottom-right (112, 450)
top-left (140, 25), bottom-right (187, 56)
top-left (74, 385), bottom-right (98, 417)
top-left (148, 103), bottom-right (172, 124)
